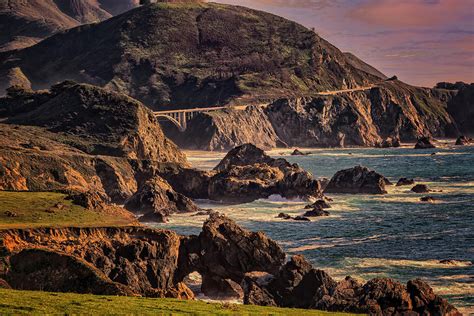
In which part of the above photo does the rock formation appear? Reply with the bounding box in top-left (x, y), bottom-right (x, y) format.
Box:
top-left (209, 144), bottom-right (323, 202)
top-left (397, 178), bottom-right (415, 186)
top-left (411, 184), bottom-right (431, 193)
top-left (414, 137), bottom-right (437, 149)
top-left (125, 176), bottom-right (201, 222)
top-left (455, 136), bottom-right (472, 146)
top-left (242, 255), bottom-right (461, 316)
top-left (324, 166), bottom-right (390, 195)
top-left (446, 83), bottom-right (474, 135)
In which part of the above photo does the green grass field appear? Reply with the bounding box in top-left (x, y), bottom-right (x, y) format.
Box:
top-left (0, 191), bottom-right (136, 229)
top-left (0, 289), bottom-right (354, 315)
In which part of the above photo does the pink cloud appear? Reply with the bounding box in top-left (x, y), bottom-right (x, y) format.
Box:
top-left (349, 0), bottom-right (472, 27)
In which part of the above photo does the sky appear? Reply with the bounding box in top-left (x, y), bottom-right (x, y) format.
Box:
top-left (212, 0), bottom-right (474, 87)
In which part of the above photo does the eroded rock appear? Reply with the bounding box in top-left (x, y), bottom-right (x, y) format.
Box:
top-left (325, 166), bottom-right (389, 194)
top-left (415, 137), bottom-right (436, 149)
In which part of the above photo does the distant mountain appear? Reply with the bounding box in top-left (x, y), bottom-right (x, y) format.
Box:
top-left (0, 1), bottom-right (381, 109)
top-left (0, 0), bottom-right (139, 52)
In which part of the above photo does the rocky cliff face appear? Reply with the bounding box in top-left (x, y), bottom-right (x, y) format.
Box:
top-left (165, 106), bottom-right (282, 151)
top-left (446, 83), bottom-right (474, 136)
top-left (0, 2), bottom-right (380, 107)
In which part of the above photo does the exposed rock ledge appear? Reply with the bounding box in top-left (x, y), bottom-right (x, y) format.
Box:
top-left (0, 215), bottom-right (460, 315)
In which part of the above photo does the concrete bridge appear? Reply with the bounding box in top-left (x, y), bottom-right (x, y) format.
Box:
top-left (154, 85), bottom-right (375, 131)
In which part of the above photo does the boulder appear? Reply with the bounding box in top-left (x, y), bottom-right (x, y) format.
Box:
top-left (303, 209), bottom-right (330, 217)
top-left (125, 176), bottom-right (201, 223)
top-left (291, 149), bottom-right (309, 156)
top-left (0, 278), bottom-right (11, 289)
top-left (201, 275), bottom-right (244, 299)
top-left (324, 166), bottom-right (389, 194)
top-left (277, 213), bottom-right (293, 220)
top-left (420, 196), bottom-right (436, 203)
top-left (455, 136), bottom-right (472, 146)
top-left (377, 137), bottom-right (401, 148)
top-left (411, 184), bottom-right (430, 193)
top-left (414, 137), bottom-right (436, 149)
top-left (294, 216), bottom-right (311, 222)
top-left (304, 200), bottom-right (331, 209)
top-left (396, 178), bottom-right (415, 186)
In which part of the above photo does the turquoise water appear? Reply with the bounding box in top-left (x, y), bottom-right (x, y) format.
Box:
top-left (160, 145), bottom-right (474, 312)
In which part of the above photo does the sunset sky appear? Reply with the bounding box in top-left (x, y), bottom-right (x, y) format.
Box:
top-left (213, 0), bottom-right (474, 87)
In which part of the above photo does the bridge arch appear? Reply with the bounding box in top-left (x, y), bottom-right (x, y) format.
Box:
top-left (156, 114), bottom-right (186, 132)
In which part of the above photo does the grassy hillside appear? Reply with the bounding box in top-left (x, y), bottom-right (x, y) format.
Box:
top-left (0, 289), bottom-right (355, 315)
top-left (0, 191), bottom-right (137, 229)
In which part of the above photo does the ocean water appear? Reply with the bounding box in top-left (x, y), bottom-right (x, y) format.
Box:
top-left (159, 144), bottom-right (474, 313)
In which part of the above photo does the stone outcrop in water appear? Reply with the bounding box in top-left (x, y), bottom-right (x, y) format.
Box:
top-left (411, 184), bottom-right (431, 193)
top-left (455, 136), bottom-right (472, 146)
top-left (324, 166), bottom-right (390, 195)
top-left (242, 255), bottom-right (461, 316)
top-left (414, 137), bottom-right (436, 149)
top-left (396, 178), bottom-right (415, 186)
top-left (209, 144), bottom-right (323, 202)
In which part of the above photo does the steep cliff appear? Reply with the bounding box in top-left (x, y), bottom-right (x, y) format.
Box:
top-left (166, 106), bottom-right (282, 151)
top-left (446, 83), bottom-right (474, 135)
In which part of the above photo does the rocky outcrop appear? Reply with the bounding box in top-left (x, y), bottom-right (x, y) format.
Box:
top-left (1, 82), bottom-right (187, 164)
top-left (455, 136), bottom-right (472, 146)
top-left (396, 178), bottom-right (415, 186)
top-left (411, 184), bottom-right (431, 193)
top-left (324, 166), bottom-right (390, 195)
top-left (177, 214), bottom-right (285, 298)
top-left (209, 144), bottom-right (323, 202)
top-left (243, 255), bottom-right (461, 315)
top-left (124, 176), bottom-right (200, 223)
top-left (291, 149), bottom-right (309, 156)
top-left (414, 137), bottom-right (436, 149)
top-left (165, 107), bottom-right (282, 151)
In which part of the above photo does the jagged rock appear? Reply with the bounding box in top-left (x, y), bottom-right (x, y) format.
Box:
top-left (304, 200), bottom-right (331, 209)
top-left (243, 255), bottom-right (461, 315)
top-left (294, 216), bottom-right (311, 222)
top-left (420, 196), bottom-right (436, 203)
top-left (455, 136), bottom-right (472, 146)
top-left (396, 178), bottom-right (415, 186)
top-left (411, 184), bottom-right (430, 193)
top-left (291, 149), bottom-right (308, 156)
top-left (242, 272), bottom-right (277, 306)
top-left (201, 275), bottom-right (244, 300)
top-left (414, 137), bottom-right (436, 149)
top-left (446, 83), bottom-right (474, 135)
top-left (303, 209), bottom-right (330, 217)
top-left (7, 249), bottom-right (133, 296)
top-left (277, 213), bottom-right (293, 220)
top-left (209, 144), bottom-right (322, 202)
top-left (124, 176), bottom-right (200, 223)
top-left (324, 166), bottom-right (389, 194)
top-left (67, 191), bottom-right (110, 210)
top-left (376, 137), bottom-right (401, 148)
top-left (177, 214), bottom-right (285, 298)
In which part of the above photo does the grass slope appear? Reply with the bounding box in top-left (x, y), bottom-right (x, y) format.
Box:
top-left (0, 289), bottom-right (355, 315)
top-left (0, 191), bottom-right (136, 229)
